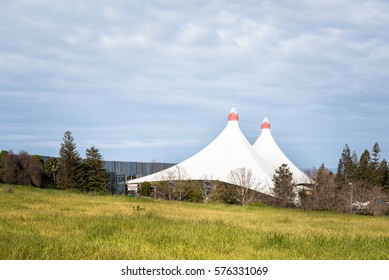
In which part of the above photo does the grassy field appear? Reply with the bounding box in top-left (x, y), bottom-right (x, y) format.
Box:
top-left (1, 184), bottom-right (389, 260)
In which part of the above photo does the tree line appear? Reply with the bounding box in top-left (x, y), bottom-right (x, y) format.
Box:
top-left (1, 133), bottom-right (388, 214)
top-left (0, 131), bottom-right (107, 192)
top-left (300, 142), bottom-right (389, 215)
top-left (135, 143), bottom-right (389, 215)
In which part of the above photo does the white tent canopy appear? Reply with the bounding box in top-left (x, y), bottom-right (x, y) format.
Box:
top-left (128, 107), bottom-right (275, 194)
top-left (252, 117), bottom-right (313, 186)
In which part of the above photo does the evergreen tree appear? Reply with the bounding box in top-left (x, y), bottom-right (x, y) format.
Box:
top-left (357, 149), bottom-right (372, 184)
top-left (351, 151), bottom-right (358, 179)
top-left (272, 164), bottom-right (295, 207)
top-left (58, 131), bottom-right (82, 189)
top-left (371, 143), bottom-right (381, 168)
top-left (371, 142), bottom-right (383, 186)
top-left (378, 159), bottom-right (389, 188)
top-left (336, 144), bottom-right (353, 188)
top-left (334, 143), bottom-right (387, 212)
top-left (83, 145), bottom-right (107, 192)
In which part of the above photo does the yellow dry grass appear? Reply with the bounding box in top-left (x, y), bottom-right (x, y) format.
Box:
top-left (1, 184), bottom-right (388, 260)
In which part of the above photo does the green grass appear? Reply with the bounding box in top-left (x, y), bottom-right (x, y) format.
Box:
top-left (1, 184), bottom-right (389, 260)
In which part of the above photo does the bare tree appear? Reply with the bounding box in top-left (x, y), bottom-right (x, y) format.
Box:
top-left (227, 167), bottom-right (261, 205)
top-left (172, 166), bottom-right (191, 201)
top-left (157, 166), bottom-right (191, 200)
top-left (301, 164), bottom-right (337, 211)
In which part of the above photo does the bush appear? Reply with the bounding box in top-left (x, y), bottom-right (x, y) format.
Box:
top-left (1, 151), bottom-right (45, 187)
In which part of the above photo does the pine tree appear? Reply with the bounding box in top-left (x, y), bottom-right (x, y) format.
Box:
top-left (84, 145), bottom-right (107, 192)
top-left (357, 149), bottom-right (371, 184)
top-left (272, 164), bottom-right (295, 207)
top-left (378, 159), bottom-right (389, 188)
top-left (58, 131), bottom-right (82, 189)
top-left (371, 142), bottom-right (383, 187)
top-left (351, 151), bottom-right (358, 179)
top-left (371, 142), bottom-right (381, 170)
top-left (336, 144), bottom-right (351, 187)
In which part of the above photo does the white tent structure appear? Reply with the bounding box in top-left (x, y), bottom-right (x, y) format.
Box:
top-left (252, 117), bottom-right (313, 186)
top-left (128, 107), bottom-right (275, 194)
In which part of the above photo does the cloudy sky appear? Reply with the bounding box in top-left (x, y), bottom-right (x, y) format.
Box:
top-left (1, 0), bottom-right (389, 169)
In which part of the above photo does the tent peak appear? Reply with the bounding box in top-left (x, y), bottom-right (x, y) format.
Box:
top-left (261, 117), bottom-right (270, 129)
top-left (228, 106), bottom-right (239, 121)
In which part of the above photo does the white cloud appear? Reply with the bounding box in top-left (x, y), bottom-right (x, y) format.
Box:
top-left (345, 1), bottom-right (389, 24)
top-left (99, 33), bottom-right (151, 49)
top-left (278, 28), bottom-right (342, 58)
top-left (64, 27), bottom-right (94, 46)
top-left (101, 5), bottom-right (127, 21)
top-left (178, 24), bottom-right (208, 44)
top-left (96, 138), bottom-right (201, 150)
top-left (1, 0), bottom-right (389, 167)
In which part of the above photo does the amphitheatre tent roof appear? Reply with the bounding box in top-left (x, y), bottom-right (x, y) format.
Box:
top-left (128, 107), bottom-right (275, 194)
top-left (252, 117), bottom-right (313, 186)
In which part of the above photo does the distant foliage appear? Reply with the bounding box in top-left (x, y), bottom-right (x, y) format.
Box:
top-left (57, 131), bottom-right (83, 189)
top-left (0, 131), bottom-right (109, 192)
top-left (139, 181), bottom-right (151, 196)
top-left (0, 151), bottom-right (44, 187)
top-left (55, 133), bottom-right (108, 192)
top-left (0, 150), bottom-right (7, 183)
top-left (300, 142), bottom-right (389, 215)
top-left (336, 142), bottom-right (389, 189)
top-left (299, 163), bottom-right (337, 211)
top-left (45, 157), bottom-right (59, 187)
top-left (335, 143), bottom-right (388, 213)
top-left (378, 160), bottom-right (389, 189)
top-left (83, 145), bottom-right (107, 193)
top-left (1, 133), bottom-right (388, 215)
top-left (272, 164), bottom-right (295, 208)
top-left (152, 166), bottom-right (203, 201)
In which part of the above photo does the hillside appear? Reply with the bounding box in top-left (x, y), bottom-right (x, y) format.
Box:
top-left (1, 184), bottom-right (388, 260)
